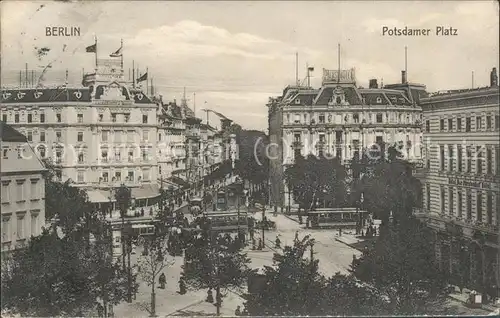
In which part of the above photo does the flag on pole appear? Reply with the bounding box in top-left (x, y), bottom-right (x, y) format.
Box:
top-left (136, 72), bottom-right (148, 83)
top-left (110, 45), bottom-right (122, 57)
top-left (85, 43), bottom-right (96, 53)
top-left (308, 66), bottom-right (315, 72)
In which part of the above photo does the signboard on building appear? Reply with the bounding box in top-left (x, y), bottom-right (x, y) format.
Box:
top-left (448, 178), bottom-right (498, 190)
top-left (322, 68), bottom-right (356, 84)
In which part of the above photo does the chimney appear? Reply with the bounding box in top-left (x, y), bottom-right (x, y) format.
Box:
top-left (401, 70), bottom-right (407, 84)
top-left (490, 67), bottom-right (498, 87)
top-left (369, 79), bottom-right (378, 89)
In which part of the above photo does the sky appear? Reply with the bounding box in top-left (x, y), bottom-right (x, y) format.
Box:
top-left (1, 0), bottom-right (498, 131)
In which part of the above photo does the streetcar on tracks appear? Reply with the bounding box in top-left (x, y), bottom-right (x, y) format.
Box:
top-left (201, 211), bottom-right (248, 233)
top-left (307, 208), bottom-right (368, 229)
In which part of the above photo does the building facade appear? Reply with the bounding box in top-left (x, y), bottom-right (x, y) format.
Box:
top-left (1, 123), bottom-right (46, 253)
top-left (0, 58), bottom-right (160, 208)
top-left (268, 68), bottom-right (427, 207)
top-left (415, 67), bottom-right (499, 294)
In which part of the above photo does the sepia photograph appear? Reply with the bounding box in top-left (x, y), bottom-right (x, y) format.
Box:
top-left (0, 0), bottom-right (499, 317)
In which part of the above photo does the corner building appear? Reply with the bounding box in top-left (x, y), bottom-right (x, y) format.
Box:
top-left (416, 67), bottom-right (499, 294)
top-left (268, 68), bottom-right (427, 208)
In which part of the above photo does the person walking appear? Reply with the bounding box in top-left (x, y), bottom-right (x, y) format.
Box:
top-left (159, 273), bottom-right (166, 289)
top-left (235, 305), bottom-right (241, 316)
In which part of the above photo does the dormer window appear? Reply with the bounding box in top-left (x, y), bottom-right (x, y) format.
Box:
top-left (319, 114), bottom-right (325, 124)
top-left (376, 97), bottom-right (382, 104)
top-left (353, 114), bottom-right (359, 123)
top-left (295, 98), bottom-right (301, 104)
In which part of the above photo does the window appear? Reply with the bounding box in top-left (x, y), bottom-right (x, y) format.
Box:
top-left (127, 130), bottom-right (134, 142)
top-left (1, 182), bottom-right (10, 202)
top-left (158, 133), bottom-right (162, 141)
top-left (448, 118), bottom-right (453, 131)
top-left (142, 115), bottom-right (148, 124)
top-left (466, 191), bottom-right (472, 220)
top-left (128, 171), bottom-right (134, 182)
top-left (16, 181), bottom-right (25, 202)
top-left (457, 118), bottom-right (462, 131)
top-left (101, 150), bottom-right (108, 162)
top-left (114, 131), bottom-right (122, 143)
top-left (77, 114), bottom-right (83, 123)
top-left (449, 188), bottom-right (454, 215)
top-left (448, 145), bottom-right (453, 171)
top-left (440, 145), bottom-right (445, 171)
top-left (496, 115), bottom-right (500, 130)
top-left (115, 171), bottom-right (121, 182)
top-left (496, 147), bottom-right (500, 174)
top-left (476, 116), bottom-right (482, 130)
top-left (55, 150), bottom-right (62, 164)
top-left (56, 113), bottom-right (61, 122)
top-left (286, 114), bottom-right (290, 123)
top-left (27, 114), bottom-right (32, 123)
top-left (102, 131), bottom-right (108, 142)
top-left (440, 119), bottom-right (444, 131)
top-left (353, 114), bottom-right (359, 123)
top-left (111, 114), bottom-right (117, 122)
top-left (114, 149), bottom-right (121, 161)
top-left (2, 114), bottom-right (7, 122)
top-left (38, 145), bottom-right (46, 158)
top-left (486, 148), bottom-right (492, 174)
top-left (2, 148), bottom-right (8, 159)
top-left (40, 113), bottom-right (45, 123)
top-left (77, 132), bottom-right (83, 142)
top-left (476, 146), bottom-right (483, 174)
top-left (14, 114), bottom-right (19, 123)
top-left (102, 172), bottom-right (109, 182)
top-left (143, 130), bottom-right (149, 142)
top-left (30, 180), bottom-right (38, 200)
top-left (486, 194), bottom-right (493, 224)
top-left (30, 212), bottom-right (39, 237)
top-left (426, 184), bottom-right (431, 211)
top-left (78, 152), bottom-right (84, 163)
top-left (125, 114), bottom-right (130, 122)
top-left (98, 114), bottom-right (103, 122)
top-left (143, 170), bottom-right (150, 181)
top-left (440, 186), bottom-right (445, 214)
top-left (56, 131), bottom-right (62, 142)
top-left (27, 131), bottom-right (32, 142)
top-left (477, 193), bottom-right (483, 223)
top-left (294, 133), bottom-right (301, 143)
top-left (40, 131), bottom-right (45, 142)
top-left (457, 145), bottom-right (462, 172)
top-left (465, 117), bottom-right (471, 132)
top-left (457, 191), bottom-right (463, 218)
top-left (142, 148), bottom-right (148, 161)
top-left (128, 150), bottom-right (134, 162)
top-left (425, 120), bottom-right (430, 132)
top-left (466, 146), bottom-right (472, 172)
top-left (16, 213), bottom-right (25, 240)
top-left (319, 114), bottom-right (325, 124)
top-left (376, 113), bottom-right (383, 123)
top-left (486, 116), bottom-right (492, 129)
top-left (2, 216), bottom-right (11, 242)
top-left (77, 171), bottom-right (84, 183)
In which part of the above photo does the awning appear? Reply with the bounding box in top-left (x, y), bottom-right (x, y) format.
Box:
top-left (131, 184), bottom-right (160, 200)
top-left (169, 176), bottom-right (190, 189)
top-left (160, 180), bottom-right (180, 191)
top-left (87, 189), bottom-right (114, 203)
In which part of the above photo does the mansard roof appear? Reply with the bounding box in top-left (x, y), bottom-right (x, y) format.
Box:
top-left (1, 87), bottom-right (91, 103)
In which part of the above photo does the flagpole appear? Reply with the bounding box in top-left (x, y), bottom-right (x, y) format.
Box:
top-left (95, 35), bottom-right (98, 71)
top-left (132, 60), bottom-right (135, 88)
top-left (146, 67), bottom-right (149, 95)
top-left (120, 39), bottom-right (124, 72)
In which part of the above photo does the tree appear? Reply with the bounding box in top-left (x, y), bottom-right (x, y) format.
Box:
top-left (1, 228), bottom-right (133, 317)
top-left (182, 232), bottom-right (251, 315)
top-left (285, 154), bottom-right (348, 213)
top-left (114, 184), bottom-right (133, 301)
top-left (136, 232), bottom-right (174, 317)
top-left (243, 235), bottom-right (385, 316)
top-left (350, 216), bottom-right (450, 315)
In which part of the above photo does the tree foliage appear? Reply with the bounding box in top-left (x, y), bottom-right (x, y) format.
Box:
top-left (234, 130), bottom-right (269, 186)
top-left (115, 184), bottom-right (132, 216)
top-left (285, 154), bottom-right (348, 210)
top-left (243, 236), bottom-right (384, 316)
top-left (350, 216), bottom-right (450, 315)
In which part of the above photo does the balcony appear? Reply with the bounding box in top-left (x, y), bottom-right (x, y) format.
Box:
top-left (412, 207), bottom-right (428, 219)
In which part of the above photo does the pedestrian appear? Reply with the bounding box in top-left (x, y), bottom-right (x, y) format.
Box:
top-left (275, 235), bottom-right (281, 249)
top-left (141, 207), bottom-right (145, 216)
top-left (206, 288), bottom-right (214, 303)
top-left (159, 273), bottom-right (166, 289)
top-left (294, 231), bottom-right (299, 242)
top-left (179, 277), bottom-right (187, 295)
top-left (235, 305), bottom-right (241, 316)
top-left (258, 238), bottom-right (263, 250)
top-left (373, 226), bottom-right (377, 236)
top-left (150, 207), bottom-right (153, 216)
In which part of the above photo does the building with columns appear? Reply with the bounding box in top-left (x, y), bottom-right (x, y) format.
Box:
top-left (0, 57), bottom-right (160, 209)
top-left (414, 67), bottom-right (499, 295)
top-left (268, 67), bottom-right (427, 208)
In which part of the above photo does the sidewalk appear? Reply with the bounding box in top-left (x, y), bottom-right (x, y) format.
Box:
top-left (446, 287), bottom-right (500, 313)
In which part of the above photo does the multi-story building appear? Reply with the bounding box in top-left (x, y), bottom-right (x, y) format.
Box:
top-left (268, 67), bottom-right (427, 207)
top-left (158, 99), bottom-right (186, 181)
top-left (0, 58), bottom-right (160, 211)
top-left (1, 123), bottom-right (46, 253)
top-left (415, 67), bottom-right (499, 294)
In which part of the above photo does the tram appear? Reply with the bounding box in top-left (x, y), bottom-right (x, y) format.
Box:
top-left (307, 208), bottom-right (368, 229)
top-left (202, 211), bottom-right (248, 233)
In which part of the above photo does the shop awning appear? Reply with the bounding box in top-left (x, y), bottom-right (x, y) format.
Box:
top-left (87, 189), bottom-right (115, 203)
top-left (160, 180), bottom-right (180, 191)
top-left (169, 176), bottom-right (190, 189)
top-left (131, 184), bottom-right (160, 200)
